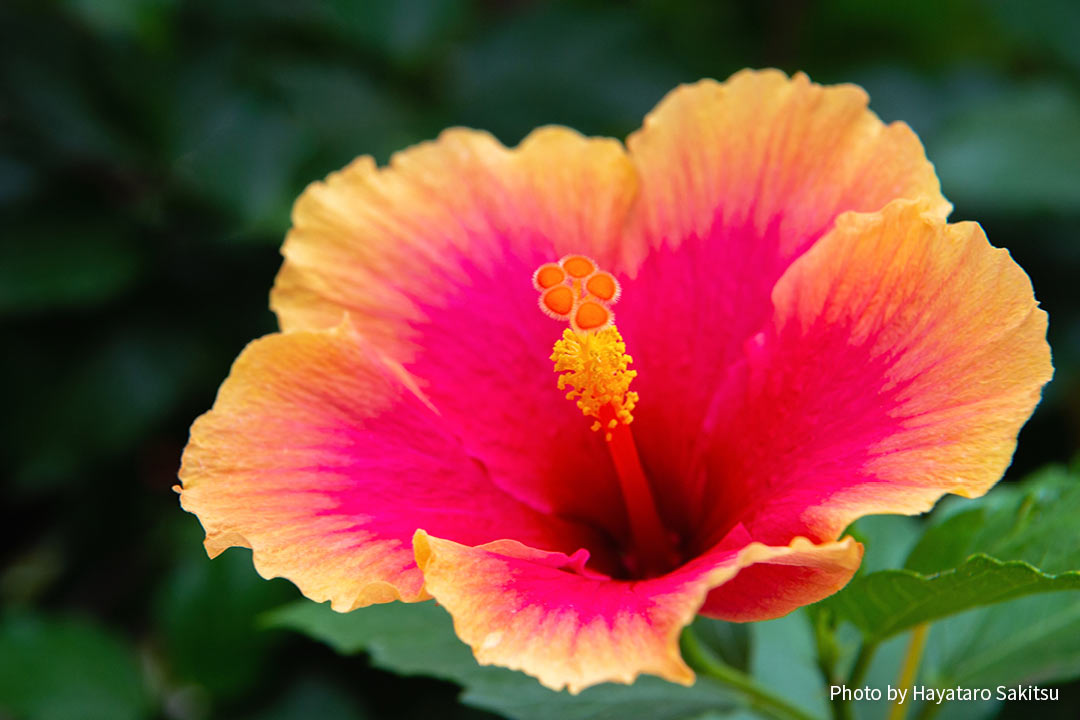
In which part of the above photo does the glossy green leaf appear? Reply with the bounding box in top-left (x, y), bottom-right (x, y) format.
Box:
top-left (265, 599), bottom-right (743, 720)
top-left (922, 590), bottom-right (1080, 688)
top-left (826, 554), bottom-right (1080, 642)
top-left (748, 611), bottom-right (830, 720)
top-left (690, 616), bottom-right (751, 673)
top-left (825, 466), bottom-right (1080, 644)
top-left (58, 0), bottom-right (175, 47)
top-left (846, 514), bottom-right (922, 574)
top-left (263, 598), bottom-right (472, 682)
top-left (905, 466), bottom-right (1080, 575)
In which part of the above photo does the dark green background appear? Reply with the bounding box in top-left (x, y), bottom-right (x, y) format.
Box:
top-left (2, 1), bottom-right (1078, 719)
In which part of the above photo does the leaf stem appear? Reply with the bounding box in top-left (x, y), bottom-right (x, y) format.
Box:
top-left (887, 624), bottom-right (930, 720)
top-left (848, 642), bottom-right (877, 688)
top-left (810, 611), bottom-right (850, 720)
top-left (681, 629), bottom-right (820, 720)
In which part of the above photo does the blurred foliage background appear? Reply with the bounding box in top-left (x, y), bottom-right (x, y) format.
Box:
top-left (2, 1), bottom-right (1079, 719)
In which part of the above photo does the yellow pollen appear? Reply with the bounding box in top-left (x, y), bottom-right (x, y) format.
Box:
top-left (550, 326), bottom-right (638, 438)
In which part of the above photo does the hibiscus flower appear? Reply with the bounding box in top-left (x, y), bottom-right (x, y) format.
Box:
top-left (178, 69), bottom-right (1052, 693)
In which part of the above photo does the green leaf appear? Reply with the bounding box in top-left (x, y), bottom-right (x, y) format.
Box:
top-left (825, 554), bottom-right (1080, 642)
top-left (748, 611), bottom-right (829, 720)
top-left (824, 466), bottom-right (1080, 643)
top-left (263, 598), bottom-right (473, 683)
top-left (463, 674), bottom-right (743, 720)
top-left (265, 599), bottom-right (743, 720)
top-left (905, 465), bottom-right (1080, 575)
top-left (922, 590), bottom-right (1080, 688)
top-left (0, 612), bottom-right (150, 720)
top-left (846, 514), bottom-right (922, 575)
top-left (155, 526), bottom-right (296, 700)
top-left (690, 616), bottom-right (750, 673)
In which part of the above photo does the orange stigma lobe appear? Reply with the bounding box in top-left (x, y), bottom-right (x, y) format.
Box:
top-left (585, 271), bottom-right (619, 301)
top-left (561, 255), bottom-right (595, 278)
top-left (533, 263), bottom-right (566, 290)
top-left (533, 256), bottom-right (620, 333)
top-left (575, 300), bottom-right (610, 331)
top-left (541, 285), bottom-right (575, 317)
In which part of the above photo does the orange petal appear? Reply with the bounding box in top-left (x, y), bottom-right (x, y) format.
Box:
top-left (414, 531), bottom-right (861, 693)
top-left (178, 319), bottom-right (602, 611)
top-left (269, 129), bottom-right (640, 540)
top-left (271, 127), bottom-right (639, 356)
top-left (696, 200), bottom-right (1052, 545)
top-left (616, 70), bottom-right (955, 530)
top-left (627, 69), bottom-right (950, 260)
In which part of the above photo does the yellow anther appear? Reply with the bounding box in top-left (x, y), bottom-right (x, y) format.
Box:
top-left (550, 326), bottom-right (638, 433)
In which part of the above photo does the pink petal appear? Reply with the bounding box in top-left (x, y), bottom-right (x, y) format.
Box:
top-left (415, 529), bottom-right (861, 692)
top-left (270, 127), bottom-right (644, 538)
top-left (616, 70), bottom-right (950, 532)
top-left (694, 200), bottom-right (1051, 561)
top-left (178, 320), bottom-right (612, 611)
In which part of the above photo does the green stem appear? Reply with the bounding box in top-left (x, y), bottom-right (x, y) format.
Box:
top-left (810, 612), bottom-right (849, 720)
top-left (848, 642), bottom-right (877, 688)
top-left (681, 629), bottom-right (820, 720)
top-left (824, 640), bottom-right (878, 720)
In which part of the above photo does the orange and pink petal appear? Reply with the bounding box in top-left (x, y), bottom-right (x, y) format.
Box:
top-left (415, 530), bottom-right (862, 692)
top-left (270, 126), bottom-right (642, 541)
top-left (178, 68), bottom-right (1053, 693)
top-left (178, 319), bottom-right (610, 611)
top-left (616, 70), bottom-right (953, 531)
top-left (693, 200), bottom-right (1051, 564)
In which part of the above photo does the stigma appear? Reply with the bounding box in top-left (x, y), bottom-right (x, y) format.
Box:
top-left (533, 255), bottom-right (637, 440)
